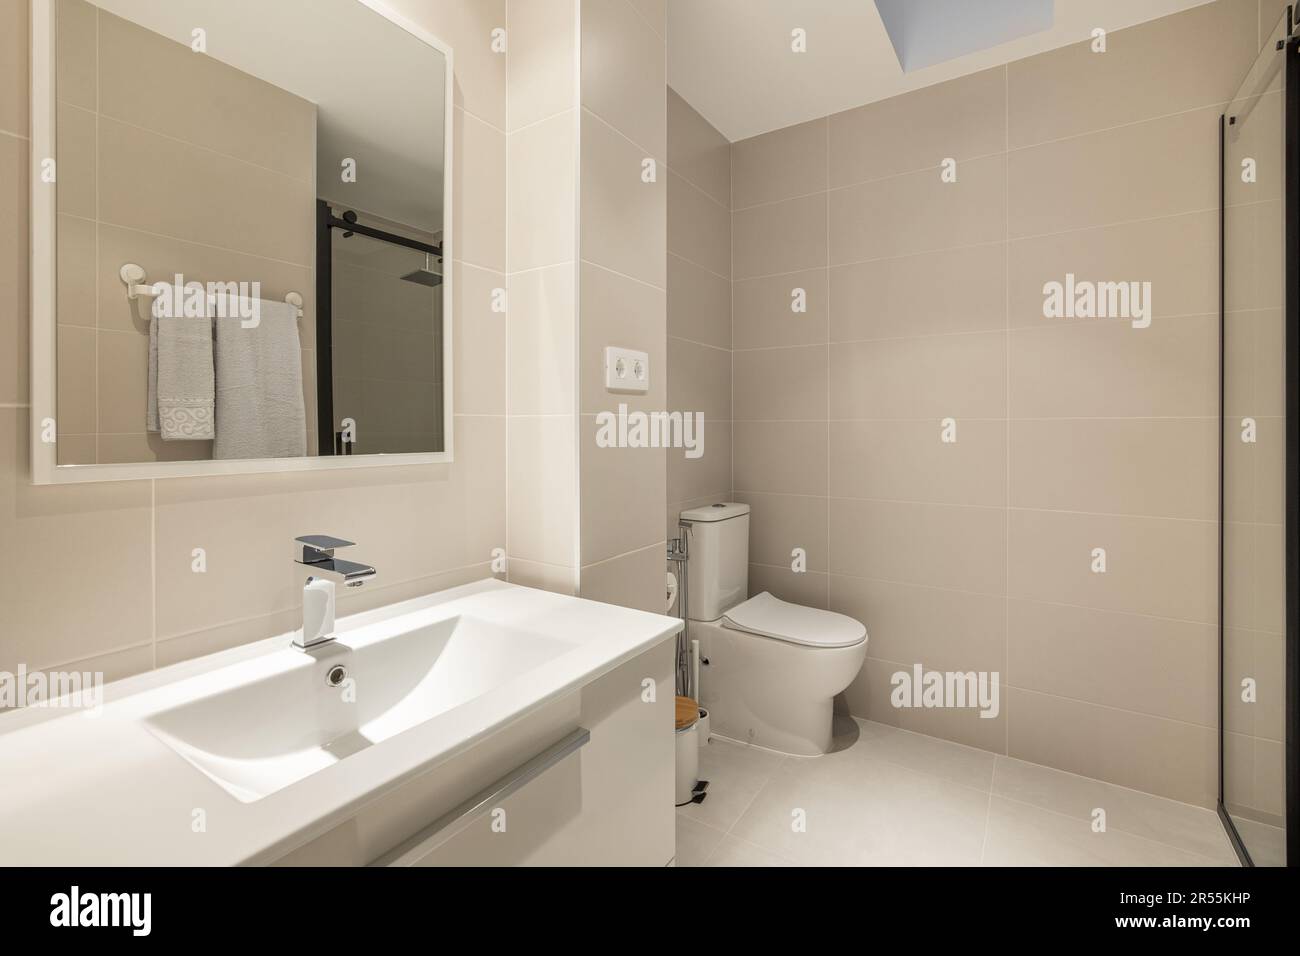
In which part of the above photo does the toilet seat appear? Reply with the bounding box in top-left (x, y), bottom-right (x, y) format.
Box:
top-left (720, 591), bottom-right (866, 648)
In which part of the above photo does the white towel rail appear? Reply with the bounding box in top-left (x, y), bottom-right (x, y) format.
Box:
top-left (119, 262), bottom-right (303, 318)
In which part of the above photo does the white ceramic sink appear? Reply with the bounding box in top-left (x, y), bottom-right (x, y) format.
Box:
top-left (144, 613), bottom-right (574, 802)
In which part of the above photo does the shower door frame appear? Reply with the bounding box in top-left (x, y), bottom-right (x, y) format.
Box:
top-left (1218, 10), bottom-right (1300, 868)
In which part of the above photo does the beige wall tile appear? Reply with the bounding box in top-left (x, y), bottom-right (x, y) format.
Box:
top-left (97, 10), bottom-right (316, 182)
top-left (56, 434), bottom-right (95, 465)
top-left (667, 252), bottom-right (729, 348)
top-left (508, 263), bottom-right (576, 415)
top-left (55, 106), bottom-right (94, 219)
top-left (843, 657), bottom-right (1007, 753)
top-left (830, 154), bottom-right (1005, 264)
top-left (732, 193), bottom-right (825, 279)
top-left (507, 109), bottom-right (576, 272)
top-left (1007, 688), bottom-right (1216, 807)
top-left (453, 263), bottom-right (507, 415)
top-left (667, 337), bottom-right (729, 422)
top-left (829, 498), bottom-right (1007, 595)
top-left (747, 563), bottom-right (828, 609)
top-left (1008, 508), bottom-right (1217, 623)
top-left (830, 332), bottom-right (1007, 420)
top-left (1009, 599), bottom-right (1216, 726)
top-left (830, 575), bottom-right (1006, 675)
top-left (455, 108), bottom-right (508, 272)
top-left (733, 420), bottom-right (826, 496)
top-left (386, 0), bottom-right (507, 129)
top-left (581, 0), bottom-right (666, 159)
top-left (1008, 0), bottom-right (1256, 148)
top-left (1260, 0), bottom-right (1290, 44)
top-left (667, 87), bottom-right (729, 207)
top-left (0, 409), bottom-right (153, 671)
top-left (581, 111), bottom-right (666, 287)
top-left (0, 0), bottom-right (28, 135)
top-left (666, 422), bottom-right (729, 504)
top-left (579, 414), bottom-right (665, 563)
top-left (508, 558), bottom-right (577, 595)
top-left (733, 269), bottom-right (827, 348)
top-left (0, 132), bottom-right (28, 405)
top-left (733, 490), bottom-right (827, 572)
top-left (830, 242), bottom-right (1006, 341)
top-left (1009, 315), bottom-right (1217, 419)
top-left (732, 117), bottom-right (826, 208)
top-left (667, 171), bottom-right (730, 277)
top-left (733, 344), bottom-right (825, 421)
top-left (1009, 211), bottom-right (1218, 326)
top-left (97, 117), bottom-right (313, 265)
top-left (830, 419), bottom-right (1006, 507)
top-left (580, 262), bottom-right (666, 414)
top-left (56, 0), bottom-right (96, 112)
top-left (98, 433), bottom-right (211, 464)
top-left (829, 66), bottom-right (1006, 186)
top-left (508, 415), bottom-right (576, 566)
top-left (1011, 418), bottom-right (1217, 520)
top-left (507, 0), bottom-right (576, 132)
top-left (1008, 106), bottom-right (1219, 238)
top-left (95, 328), bottom-right (149, 436)
top-left (56, 214), bottom-right (94, 327)
top-left (580, 541), bottom-right (666, 613)
top-left (56, 325), bottom-right (95, 436)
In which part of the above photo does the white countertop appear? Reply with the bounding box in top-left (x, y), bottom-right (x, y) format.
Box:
top-left (0, 579), bottom-right (682, 866)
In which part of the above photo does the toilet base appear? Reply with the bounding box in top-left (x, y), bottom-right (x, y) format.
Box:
top-left (690, 618), bottom-right (867, 757)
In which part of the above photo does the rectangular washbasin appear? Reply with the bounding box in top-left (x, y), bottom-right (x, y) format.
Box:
top-left (144, 613), bottom-right (574, 802)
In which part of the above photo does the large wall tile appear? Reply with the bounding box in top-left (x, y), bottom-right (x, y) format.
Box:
top-left (1008, 599), bottom-right (1216, 727)
top-left (830, 419), bottom-right (1006, 507)
top-left (508, 415), bottom-right (577, 567)
top-left (830, 66), bottom-right (1006, 185)
top-left (830, 332), bottom-right (1007, 420)
top-left (830, 575), bottom-right (1006, 675)
top-left (581, 110), bottom-right (666, 288)
top-left (732, 117), bottom-right (827, 208)
top-left (1008, 508), bottom-right (1217, 623)
top-left (579, 414), bottom-right (665, 563)
top-left (667, 252), bottom-right (730, 348)
top-left (454, 108), bottom-right (508, 272)
top-left (830, 154), bottom-right (1005, 264)
top-left (829, 498), bottom-right (1007, 595)
top-left (1008, 0), bottom-right (1255, 148)
top-left (508, 263), bottom-right (576, 415)
top-left (732, 344), bottom-right (826, 421)
top-left (0, 0), bottom-right (29, 135)
top-left (732, 193), bottom-right (825, 279)
top-left (733, 490), bottom-right (828, 572)
top-left (733, 420), bottom-right (826, 496)
top-left (733, 269), bottom-right (827, 349)
top-left (667, 337), bottom-right (729, 422)
top-left (1008, 106), bottom-right (1219, 238)
top-left (1007, 688), bottom-right (1216, 807)
top-left (581, 0), bottom-right (666, 159)
top-left (387, 0), bottom-right (507, 129)
top-left (507, 0), bottom-right (576, 132)
top-left (1010, 418), bottom-right (1217, 520)
top-left (0, 133), bottom-right (28, 404)
top-left (667, 171), bottom-right (731, 278)
top-left (666, 422), bottom-right (729, 504)
top-left (508, 110), bottom-right (575, 272)
top-left (667, 87), bottom-right (729, 206)
top-left (580, 262), bottom-right (666, 415)
top-left (580, 541), bottom-right (666, 614)
top-left (830, 242), bottom-right (1006, 341)
top-left (0, 409), bottom-right (154, 671)
top-left (453, 263), bottom-right (508, 415)
top-left (1008, 315), bottom-right (1217, 418)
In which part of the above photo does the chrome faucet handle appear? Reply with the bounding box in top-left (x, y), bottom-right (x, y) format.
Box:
top-left (294, 534), bottom-right (356, 565)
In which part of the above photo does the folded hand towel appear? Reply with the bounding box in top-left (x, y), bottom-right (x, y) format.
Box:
top-left (213, 299), bottom-right (307, 460)
top-left (149, 307), bottom-right (215, 441)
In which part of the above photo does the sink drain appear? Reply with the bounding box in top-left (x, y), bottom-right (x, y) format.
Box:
top-left (325, 665), bottom-right (348, 688)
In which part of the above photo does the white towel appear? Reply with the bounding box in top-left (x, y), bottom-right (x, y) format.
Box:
top-left (148, 306), bottom-right (215, 441)
top-left (212, 299), bottom-right (307, 460)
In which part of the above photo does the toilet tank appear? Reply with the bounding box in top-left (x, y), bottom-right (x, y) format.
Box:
top-left (680, 503), bottom-right (750, 621)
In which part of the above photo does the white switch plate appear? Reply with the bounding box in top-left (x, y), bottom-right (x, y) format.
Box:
top-left (604, 346), bottom-right (650, 393)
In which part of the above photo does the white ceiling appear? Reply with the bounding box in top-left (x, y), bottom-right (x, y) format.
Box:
top-left (90, 0), bottom-right (446, 233)
top-left (668, 0), bottom-right (1220, 142)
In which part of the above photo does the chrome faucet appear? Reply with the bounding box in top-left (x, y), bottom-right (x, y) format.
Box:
top-left (293, 535), bottom-right (376, 649)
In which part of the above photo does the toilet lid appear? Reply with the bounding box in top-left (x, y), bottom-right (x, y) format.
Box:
top-left (721, 591), bottom-right (867, 648)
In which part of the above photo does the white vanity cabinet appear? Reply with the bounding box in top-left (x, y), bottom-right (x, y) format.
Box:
top-left (270, 641), bottom-right (676, 867)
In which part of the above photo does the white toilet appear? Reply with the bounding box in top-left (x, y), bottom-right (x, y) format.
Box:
top-left (681, 503), bottom-right (868, 756)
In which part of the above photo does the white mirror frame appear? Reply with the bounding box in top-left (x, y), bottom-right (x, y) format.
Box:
top-left (28, 0), bottom-right (455, 484)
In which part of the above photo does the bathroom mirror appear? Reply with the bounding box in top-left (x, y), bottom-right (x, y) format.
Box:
top-left (29, 0), bottom-right (454, 482)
